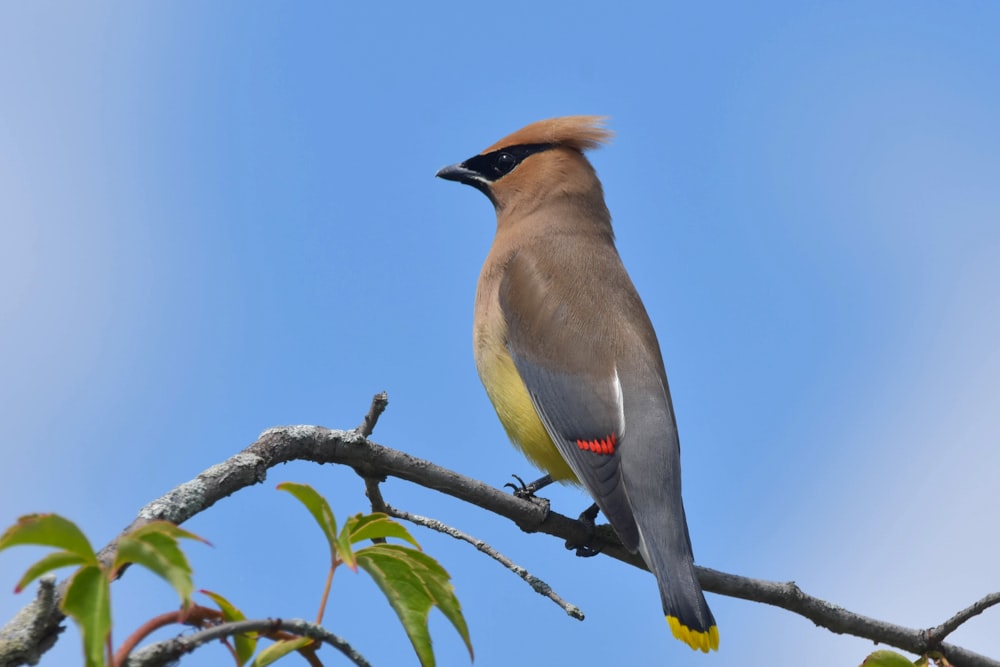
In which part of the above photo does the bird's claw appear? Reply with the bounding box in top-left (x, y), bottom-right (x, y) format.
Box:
top-left (504, 474), bottom-right (529, 495)
top-left (565, 502), bottom-right (603, 557)
top-left (505, 473), bottom-right (553, 499)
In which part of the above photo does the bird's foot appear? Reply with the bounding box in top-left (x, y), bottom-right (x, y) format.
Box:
top-left (504, 473), bottom-right (553, 500)
top-left (565, 502), bottom-right (602, 558)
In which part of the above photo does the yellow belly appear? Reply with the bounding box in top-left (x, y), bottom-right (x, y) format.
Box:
top-left (475, 333), bottom-right (578, 483)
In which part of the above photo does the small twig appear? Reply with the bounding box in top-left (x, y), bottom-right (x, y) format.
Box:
top-left (362, 477), bottom-right (390, 547)
top-left (926, 592), bottom-right (1000, 646)
top-left (355, 392), bottom-right (389, 438)
top-left (363, 477), bottom-right (388, 515)
top-left (123, 618), bottom-right (371, 667)
top-left (385, 505), bottom-right (585, 621)
top-left (357, 395), bottom-right (390, 537)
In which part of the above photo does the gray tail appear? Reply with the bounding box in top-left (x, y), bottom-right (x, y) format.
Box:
top-left (636, 503), bottom-right (718, 652)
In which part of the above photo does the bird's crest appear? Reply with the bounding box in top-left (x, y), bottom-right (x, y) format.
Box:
top-left (482, 116), bottom-right (613, 154)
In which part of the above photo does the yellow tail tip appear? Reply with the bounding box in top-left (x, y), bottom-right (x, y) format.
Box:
top-left (667, 616), bottom-right (720, 652)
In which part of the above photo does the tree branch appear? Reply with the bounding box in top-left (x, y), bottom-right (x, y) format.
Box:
top-left (0, 575), bottom-right (62, 666)
top-left (384, 504), bottom-right (585, 620)
top-left (122, 618), bottom-right (370, 667)
top-left (925, 593), bottom-right (1000, 646)
top-left (2, 415), bottom-right (997, 667)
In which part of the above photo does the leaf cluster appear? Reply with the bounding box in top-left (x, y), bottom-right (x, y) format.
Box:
top-left (0, 482), bottom-right (472, 667)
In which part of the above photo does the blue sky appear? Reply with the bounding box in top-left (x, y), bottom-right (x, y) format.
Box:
top-left (2, 2), bottom-right (999, 665)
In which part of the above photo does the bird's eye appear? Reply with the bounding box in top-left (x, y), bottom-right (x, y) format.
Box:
top-left (494, 152), bottom-right (517, 175)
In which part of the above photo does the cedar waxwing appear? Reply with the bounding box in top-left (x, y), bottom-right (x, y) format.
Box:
top-left (436, 116), bottom-right (718, 652)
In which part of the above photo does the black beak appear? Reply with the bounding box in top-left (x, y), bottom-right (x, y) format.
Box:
top-left (436, 161), bottom-right (495, 204)
top-left (435, 162), bottom-right (480, 185)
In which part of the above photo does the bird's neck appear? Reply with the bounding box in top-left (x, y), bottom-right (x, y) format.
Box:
top-left (495, 196), bottom-right (614, 244)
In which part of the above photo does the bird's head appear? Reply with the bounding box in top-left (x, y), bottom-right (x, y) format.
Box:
top-left (436, 116), bottom-right (613, 217)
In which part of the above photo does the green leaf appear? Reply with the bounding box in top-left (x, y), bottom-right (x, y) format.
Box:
top-left (251, 636), bottom-right (313, 667)
top-left (0, 514), bottom-right (96, 562)
top-left (115, 524), bottom-right (199, 607)
top-left (357, 543), bottom-right (472, 667)
top-left (334, 518), bottom-right (358, 571)
top-left (12, 550), bottom-right (91, 593)
top-left (61, 564), bottom-right (111, 667)
top-left (343, 512), bottom-right (421, 549)
top-left (277, 482), bottom-right (344, 566)
top-left (202, 590), bottom-right (256, 665)
top-left (861, 650), bottom-right (920, 667)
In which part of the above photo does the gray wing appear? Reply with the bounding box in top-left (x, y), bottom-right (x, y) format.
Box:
top-left (498, 248), bottom-right (643, 551)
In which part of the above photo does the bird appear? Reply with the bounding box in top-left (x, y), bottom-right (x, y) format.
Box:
top-left (435, 116), bottom-right (718, 652)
